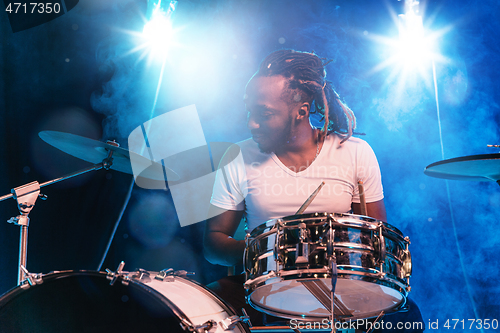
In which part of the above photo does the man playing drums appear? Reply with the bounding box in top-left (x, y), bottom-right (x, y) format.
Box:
top-left (204, 49), bottom-right (424, 332)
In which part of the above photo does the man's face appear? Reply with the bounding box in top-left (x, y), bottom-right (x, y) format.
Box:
top-left (245, 75), bottom-right (295, 154)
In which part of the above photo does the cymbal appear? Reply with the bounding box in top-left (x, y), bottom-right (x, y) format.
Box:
top-left (424, 153), bottom-right (500, 182)
top-left (39, 131), bottom-right (179, 181)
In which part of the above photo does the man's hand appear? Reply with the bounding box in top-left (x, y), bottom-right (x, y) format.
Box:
top-left (351, 199), bottom-right (387, 221)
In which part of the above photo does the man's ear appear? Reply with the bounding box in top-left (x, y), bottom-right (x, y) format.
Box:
top-left (297, 102), bottom-right (310, 120)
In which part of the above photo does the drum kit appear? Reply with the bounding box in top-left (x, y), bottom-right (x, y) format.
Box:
top-left (0, 130), bottom-right (498, 332)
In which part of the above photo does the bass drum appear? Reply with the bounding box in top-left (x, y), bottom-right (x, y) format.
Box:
top-left (0, 270), bottom-right (250, 333)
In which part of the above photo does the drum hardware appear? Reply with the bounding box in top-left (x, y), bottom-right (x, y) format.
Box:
top-left (244, 271), bottom-right (277, 290)
top-left (377, 224), bottom-right (386, 274)
top-left (220, 308), bottom-right (252, 331)
top-left (327, 217), bottom-right (339, 332)
top-left (135, 268), bottom-right (151, 280)
top-left (18, 265), bottom-right (43, 289)
top-left (295, 223), bottom-right (310, 265)
top-left (187, 319), bottom-right (216, 333)
top-left (106, 261), bottom-right (127, 286)
top-left (156, 268), bottom-right (195, 282)
top-left (402, 237), bottom-right (412, 291)
top-left (5, 181), bottom-right (42, 285)
top-left (2, 145), bottom-right (118, 285)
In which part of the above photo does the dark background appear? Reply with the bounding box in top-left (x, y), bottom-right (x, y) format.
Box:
top-left (0, 0), bottom-right (499, 329)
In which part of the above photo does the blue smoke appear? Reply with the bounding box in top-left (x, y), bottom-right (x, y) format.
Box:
top-left (69, 0), bottom-right (500, 326)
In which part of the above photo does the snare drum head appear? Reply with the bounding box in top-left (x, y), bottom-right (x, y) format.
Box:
top-left (0, 271), bottom-right (186, 333)
top-left (249, 277), bottom-right (404, 320)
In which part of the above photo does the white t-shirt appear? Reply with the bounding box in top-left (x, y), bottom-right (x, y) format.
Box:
top-left (210, 134), bottom-right (384, 232)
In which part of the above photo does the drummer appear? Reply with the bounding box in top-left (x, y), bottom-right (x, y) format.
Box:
top-left (204, 49), bottom-right (424, 332)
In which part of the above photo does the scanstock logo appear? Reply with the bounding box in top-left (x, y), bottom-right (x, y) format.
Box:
top-left (127, 105), bottom-right (240, 226)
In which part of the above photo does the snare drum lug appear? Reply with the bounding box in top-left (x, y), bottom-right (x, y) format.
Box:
top-left (402, 242), bottom-right (412, 279)
top-left (377, 226), bottom-right (386, 273)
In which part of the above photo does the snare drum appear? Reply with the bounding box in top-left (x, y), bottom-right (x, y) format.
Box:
top-left (244, 213), bottom-right (412, 321)
top-left (0, 269), bottom-right (250, 333)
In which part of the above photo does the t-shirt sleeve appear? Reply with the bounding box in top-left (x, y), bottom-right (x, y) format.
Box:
top-left (210, 145), bottom-right (247, 211)
top-left (352, 140), bottom-right (384, 203)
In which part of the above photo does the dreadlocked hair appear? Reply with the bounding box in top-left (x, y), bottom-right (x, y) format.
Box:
top-left (255, 49), bottom-right (356, 143)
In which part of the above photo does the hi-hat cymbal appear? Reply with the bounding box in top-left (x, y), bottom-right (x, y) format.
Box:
top-left (39, 131), bottom-right (179, 181)
top-left (424, 153), bottom-right (500, 182)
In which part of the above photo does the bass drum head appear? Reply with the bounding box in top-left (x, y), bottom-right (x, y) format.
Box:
top-left (0, 271), bottom-right (187, 333)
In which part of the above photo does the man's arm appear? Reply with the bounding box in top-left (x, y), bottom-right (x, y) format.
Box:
top-left (351, 199), bottom-right (387, 221)
top-left (204, 204), bottom-right (245, 266)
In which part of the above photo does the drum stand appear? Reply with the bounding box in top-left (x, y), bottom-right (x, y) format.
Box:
top-left (327, 221), bottom-right (340, 333)
top-left (0, 149), bottom-right (116, 285)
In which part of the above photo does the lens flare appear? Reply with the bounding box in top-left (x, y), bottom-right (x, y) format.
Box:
top-left (141, 0), bottom-right (177, 59)
top-left (142, 12), bottom-right (174, 57)
top-left (367, 0), bottom-right (451, 92)
top-left (121, 0), bottom-right (180, 66)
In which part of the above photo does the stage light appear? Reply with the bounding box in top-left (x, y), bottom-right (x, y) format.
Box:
top-left (142, 0), bottom-right (177, 58)
top-left (368, 0), bottom-right (451, 91)
top-left (122, 0), bottom-right (179, 65)
top-left (396, 1), bottom-right (434, 69)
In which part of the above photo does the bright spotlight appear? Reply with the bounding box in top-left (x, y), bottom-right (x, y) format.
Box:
top-left (396, 2), bottom-right (434, 68)
top-left (143, 11), bottom-right (174, 57)
top-left (142, 0), bottom-right (177, 58)
top-left (368, 0), bottom-right (451, 90)
top-left (122, 0), bottom-right (179, 64)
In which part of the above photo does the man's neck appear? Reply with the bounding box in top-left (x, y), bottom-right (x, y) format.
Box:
top-left (275, 127), bottom-right (322, 171)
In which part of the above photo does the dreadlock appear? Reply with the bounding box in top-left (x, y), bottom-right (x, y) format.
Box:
top-left (255, 49), bottom-right (356, 143)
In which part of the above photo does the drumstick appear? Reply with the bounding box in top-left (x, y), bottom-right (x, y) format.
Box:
top-left (295, 181), bottom-right (325, 214)
top-left (358, 181), bottom-right (367, 216)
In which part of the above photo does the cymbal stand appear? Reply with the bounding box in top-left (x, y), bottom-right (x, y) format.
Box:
top-left (1, 147), bottom-right (116, 285)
